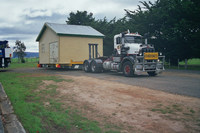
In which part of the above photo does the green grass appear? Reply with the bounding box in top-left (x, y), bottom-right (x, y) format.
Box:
top-left (172, 104), bottom-right (183, 112)
top-left (190, 109), bottom-right (195, 114)
top-left (0, 57), bottom-right (39, 69)
top-left (165, 58), bottom-right (200, 70)
top-left (0, 72), bottom-right (102, 132)
top-left (41, 87), bottom-right (58, 96)
top-left (151, 104), bottom-right (197, 117)
top-left (46, 84), bottom-right (58, 89)
top-left (179, 58), bottom-right (200, 65)
top-left (151, 104), bottom-right (183, 114)
top-left (8, 62), bottom-right (37, 69)
top-left (0, 70), bottom-right (120, 132)
top-left (11, 57), bottom-right (39, 63)
top-left (151, 108), bottom-right (172, 114)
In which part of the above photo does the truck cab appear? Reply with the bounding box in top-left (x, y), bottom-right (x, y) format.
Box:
top-left (112, 31), bottom-right (164, 76)
top-left (114, 32), bottom-right (142, 55)
top-left (0, 41), bottom-right (13, 68)
top-left (83, 31), bottom-right (165, 77)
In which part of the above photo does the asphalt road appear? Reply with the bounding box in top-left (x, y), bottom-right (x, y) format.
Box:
top-left (3, 68), bottom-right (200, 98)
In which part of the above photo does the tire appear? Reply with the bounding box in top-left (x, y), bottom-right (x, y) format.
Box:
top-left (123, 61), bottom-right (134, 77)
top-left (91, 61), bottom-right (102, 73)
top-left (147, 71), bottom-right (157, 76)
top-left (83, 61), bottom-right (91, 72)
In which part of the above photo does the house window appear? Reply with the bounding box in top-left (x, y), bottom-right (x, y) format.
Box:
top-left (41, 44), bottom-right (45, 53)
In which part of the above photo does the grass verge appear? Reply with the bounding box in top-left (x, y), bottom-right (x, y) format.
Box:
top-left (165, 58), bottom-right (200, 71)
top-left (179, 58), bottom-right (200, 65)
top-left (5, 62), bottom-right (38, 69)
top-left (0, 72), bottom-right (119, 133)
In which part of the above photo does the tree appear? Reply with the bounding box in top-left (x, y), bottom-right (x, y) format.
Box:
top-left (93, 17), bottom-right (130, 55)
top-left (66, 2), bottom-right (200, 62)
top-left (125, 0), bottom-right (200, 65)
top-left (14, 40), bottom-right (26, 63)
top-left (66, 10), bottom-right (95, 25)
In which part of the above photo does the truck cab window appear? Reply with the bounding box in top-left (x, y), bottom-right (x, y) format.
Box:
top-left (116, 37), bottom-right (121, 44)
top-left (124, 36), bottom-right (142, 44)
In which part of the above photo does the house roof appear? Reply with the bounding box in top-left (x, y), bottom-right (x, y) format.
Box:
top-left (36, 22), bottom-right (104, 41)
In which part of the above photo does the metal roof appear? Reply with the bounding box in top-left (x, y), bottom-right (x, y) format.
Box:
top-left (36, 22), bottom-right (104, 41)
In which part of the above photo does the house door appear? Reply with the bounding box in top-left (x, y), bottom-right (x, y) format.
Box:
top-left (50, 42), bottom-right (58, 64)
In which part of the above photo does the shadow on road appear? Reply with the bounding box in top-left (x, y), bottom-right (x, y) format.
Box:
top-left (0, 69), bottom-right (9, 72)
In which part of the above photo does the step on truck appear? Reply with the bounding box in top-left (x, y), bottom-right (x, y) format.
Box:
top-left (0, 41), bottom-right (13, 68)
top-left (83, 31), bottom-right (165, 76)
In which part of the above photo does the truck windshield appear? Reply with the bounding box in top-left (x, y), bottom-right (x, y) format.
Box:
top-left (0, 44), bottom-right (6, 49)
top-left (0, 41), bottom-right (8, 49)
top-left (124, 36), bottom-right (142, 44)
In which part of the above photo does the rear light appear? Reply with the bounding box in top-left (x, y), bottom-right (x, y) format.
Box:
top-left (10, 54), bottom-right (12, 57)
top-left (56, 64), bottom-right (61, 68)
top-left (37, 64), bottom-right (41, 67)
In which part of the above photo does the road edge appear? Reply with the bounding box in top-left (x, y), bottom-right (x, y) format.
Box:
top-left (0, 83), bottom-right (26, 133)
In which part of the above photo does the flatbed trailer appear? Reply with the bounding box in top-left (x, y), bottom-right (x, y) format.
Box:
top-left (37, 59), bottom-right (83, 69)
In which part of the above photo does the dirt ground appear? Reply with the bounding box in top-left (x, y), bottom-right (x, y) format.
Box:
top-left (40, 74), bottom-right (200, 133)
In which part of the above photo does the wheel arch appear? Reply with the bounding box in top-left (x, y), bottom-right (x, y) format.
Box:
top-left (120, 56), bottom-right (135, 71)
top-left (84, 59), bottom-right (92, 65)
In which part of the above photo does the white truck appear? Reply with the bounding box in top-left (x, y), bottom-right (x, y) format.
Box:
top-left (0, 41), bottom-right (13, 68)
top-left (83, 31), bottom-right (165, 76)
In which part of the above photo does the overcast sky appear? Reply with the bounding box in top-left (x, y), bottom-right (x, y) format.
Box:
top-left (0, 0), bottom-right (155, 52)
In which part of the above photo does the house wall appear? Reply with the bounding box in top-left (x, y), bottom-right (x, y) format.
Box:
top-left (39, 27), bottom-right (59, 64)
top-left (59, 36), bottom-right (103, 64)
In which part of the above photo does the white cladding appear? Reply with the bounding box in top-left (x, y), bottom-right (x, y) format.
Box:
top-left (114, 33), bottom-right (142, 55)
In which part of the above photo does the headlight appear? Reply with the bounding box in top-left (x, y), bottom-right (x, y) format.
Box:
top-left (139, 53), bottom-right (142, 56)
top-left (160, 52), bottom-right (162, 56)
top-left (157, 59), bottom-right (160, 62)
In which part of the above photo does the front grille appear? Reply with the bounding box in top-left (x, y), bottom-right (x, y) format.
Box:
top-left (146, 60), bottom-right (153, 62)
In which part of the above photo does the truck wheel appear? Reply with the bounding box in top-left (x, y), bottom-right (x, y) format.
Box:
top-left (147, 71), bottom-right (157, 76)
top-left (123, 61), bottom-right (134, 77)
top-left (91, 61), bottom-right (102, 73)
top-left (83, 61), bottom-right (91, 72)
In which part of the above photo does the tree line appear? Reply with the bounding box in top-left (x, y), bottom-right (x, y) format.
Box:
top-left (66, 0), bottom-right (200, 65)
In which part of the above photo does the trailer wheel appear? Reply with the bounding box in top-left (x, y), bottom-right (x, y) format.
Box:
top-left (83, 61), bottom-right (91, 72)
top-left (123, 61), bottom-right (134, 77)
top-left (147, 71), bottom-right (157, 76)
top-left (91, 61), bottom-right (102, 73)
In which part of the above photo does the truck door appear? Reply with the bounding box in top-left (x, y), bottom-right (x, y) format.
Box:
top-left (50, 42), bottom-right (58, 64)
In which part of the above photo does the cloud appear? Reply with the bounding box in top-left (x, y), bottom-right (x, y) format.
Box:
top-left (24, 9), bottom-right (52, 18)
top-left (0, 22), bottom-right (14, 28)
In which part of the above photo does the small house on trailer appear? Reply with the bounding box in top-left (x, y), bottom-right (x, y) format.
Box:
top-left (36, 22), bottom-right (104, 68)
